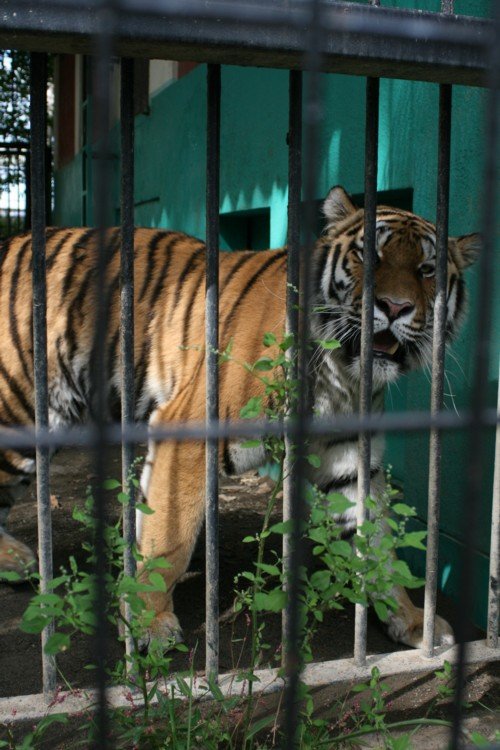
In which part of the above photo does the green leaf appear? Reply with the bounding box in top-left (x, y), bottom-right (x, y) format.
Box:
top-left (400, 531), bottom-right (427, 550)
top-left (240, 396), bottom-right (263, 419)
top-left (263, 332), bottom-right (277, 347)
top-left (269, 520), bottom-right (293, 535)
top-left (315, 338), bottom-right (341, 350)
top-left (253, 357), bottom-right (274, 372)
top-left (103, 478), bottom-right (121, 490)
top-left (245, 713), bottom-right (275, 739)
top-left (254, 589), bottom-right (286, 612)
top-left (255, 562), bottom-right (280, 576)
top-left (392, 502), bottom-right (417, 517)
top-left (148, 572), bottom-right (167, 592)
top-left (241, 439), bottom-right (262, 449)
top-left (242, 535), bottom-right (256, 543)
top-left (136, 502), bottom-right (154, 515)
top-left (309, 570), bottom-right (331, 591)
top-left (20, 616), bottom-right (47, 634)
top-left (329, 540), bottom-right (352, 558)
top-left (325, 492), bottom-right (354, 515)
top-left (373, 599), bottom-right (389, 622)
top-left (0, 570), bottom-right (23, 582)
top-left (44, 632), bottom-right (71, 655)
top-left (34, 714), bottom-right (68, 735)
top-left (307, 454), bottom-right (321, 468)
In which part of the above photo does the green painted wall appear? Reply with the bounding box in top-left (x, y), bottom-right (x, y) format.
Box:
top-left (54, 0), bottom-right (497, 627)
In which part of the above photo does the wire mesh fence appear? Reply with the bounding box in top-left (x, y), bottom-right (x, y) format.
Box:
top-left (0, 1), bottom-right (498, 749)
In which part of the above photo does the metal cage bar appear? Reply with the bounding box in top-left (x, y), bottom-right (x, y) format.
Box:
top-left (30, 51), bottom-right (56, 698)
top-left (120, 56), bottom-right (136, 660)
top-left (354, 74), bottom-right (379, 668)
top-left (284, 1), bottom-right (323, 746)
top-left (282, 68), bottom-right (302, 663)
top-left (451, 5), bottom-right (500, 745)
top-left (488, 362), bottom-right (500, 649)
top-left (91, 9), bottom-right (117, 744)
top-left (205, 62), bottom-right (221, 680)
top-left (422, 81), bottom-right (452, 658)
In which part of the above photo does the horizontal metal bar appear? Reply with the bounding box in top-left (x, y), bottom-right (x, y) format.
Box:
top-left (0, 1), bottom-right (492, 86)
top-left (0, 639), bottom-right (497, 726)
top-left (0, 409), bottom-right (498, 451)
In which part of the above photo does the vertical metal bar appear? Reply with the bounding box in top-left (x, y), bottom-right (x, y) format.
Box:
top-left (441, 0), bottom-right (454, 14)
top-left (488, 360), bottom-right (500, 649)
top-left (450, 4), bottom-right (500, 747)
top-left (120, 57), bottom-right (136, 660)
top-left (30, 51), bottom-right (56, 699)
top-left (282, 69), bottom-right (302, 659)
top-left (91, 5), bottom-right (116, 746)
top-left (354, 75), bottom-right (379, 668)
top-left (284, 1), bottom-right (323, 746)
top-left (205, 62), bottom-right (221, 681)
top-left (422, 83), bottom-right (452, 658)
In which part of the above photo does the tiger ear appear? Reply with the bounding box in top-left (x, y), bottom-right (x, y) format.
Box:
top-left (451, 233), bottom-right (481, 270)
top-left (322, 186), bottom-right (357, 229)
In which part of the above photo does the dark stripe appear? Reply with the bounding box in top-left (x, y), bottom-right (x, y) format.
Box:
top-left (134, 339), bottom-right (151, 415)
top-left (0, 360), bottom-right (34, 422)
top-left (320, 466), bottom-right (380, 494)
top-left (221, 252), bottom-right (256, 290)
top-left (221, 251), bottom-right (286, 341)
top-left (0, 389), bottom-right (25, 425)
top-left (149, 235), bottom-right (184, 307)
top-left (181, 266), bottom-right (205, 348)
top-left (325, 432), bottom-right (360, 447)
top-left (138, 231), bottom-right (167, 302)
top-left (222, 440), bottom-right (235, 476)
top-left (9, 238), bottom-right (33, 385)
top-left (107, 328), bottom-right (120, 382)
top-left (47, 229), bottom-right (78, 270)
top-left (66, 268), bottom-right (94, 361)
top-left (314, 244), bottom-right (330, 297)
top-left (61, 228), bottom-right (97, 299)
top-left (55, 336), bottom-right (81, 403)
top-left (168, 248), bottom-right (203, 323)
top-left (0, 453), bottom-right (31, 477)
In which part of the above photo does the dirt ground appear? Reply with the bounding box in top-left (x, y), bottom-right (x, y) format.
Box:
top-left (0, 447), bottom-right (498, 746)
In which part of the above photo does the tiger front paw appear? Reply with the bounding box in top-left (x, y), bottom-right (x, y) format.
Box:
top-left (0, 528), bottom-right (37, 582)
top-left (138, 610), bottom-right (184, 653)
top-left (119, 608), bottom-right (184, 654)
top-left (386, 607), bottom-right (454, 650)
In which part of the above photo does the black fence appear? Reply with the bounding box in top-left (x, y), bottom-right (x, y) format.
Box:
top-left (0, 1), bottom-right (498, 749)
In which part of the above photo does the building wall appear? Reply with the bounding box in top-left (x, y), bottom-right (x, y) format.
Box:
top-left (53, 0), bottom-right (497, 627)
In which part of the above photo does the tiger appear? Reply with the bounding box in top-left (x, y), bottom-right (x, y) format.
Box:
top-left (0, 186), bottom-right (478, 652)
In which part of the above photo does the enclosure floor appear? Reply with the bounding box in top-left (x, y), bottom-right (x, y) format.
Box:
top-left (0, 447), bottom-right (478, 699)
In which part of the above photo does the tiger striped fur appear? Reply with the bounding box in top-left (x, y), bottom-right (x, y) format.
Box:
top-left (0, 186), bottom-right (479, 650)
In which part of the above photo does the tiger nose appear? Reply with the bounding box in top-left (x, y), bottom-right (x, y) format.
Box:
top-left (376, 296), bottom-right (415, 321)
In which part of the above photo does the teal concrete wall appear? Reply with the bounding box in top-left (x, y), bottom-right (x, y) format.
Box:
top-left (54, 0), bottom-right (497, 627)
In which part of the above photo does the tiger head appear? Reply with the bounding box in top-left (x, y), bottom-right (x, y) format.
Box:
top-left (313, 186), bottom-right (480, 386)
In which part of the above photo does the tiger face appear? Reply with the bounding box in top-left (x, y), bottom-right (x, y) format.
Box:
top-left (313, 186), bottom-right (480, 386)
